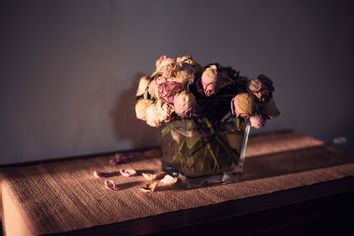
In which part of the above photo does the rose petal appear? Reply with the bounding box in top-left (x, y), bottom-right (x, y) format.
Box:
top-left (142, 172), bottom-right (157, 180)
top-left (119, 168), bottom-right (137, 177)
top-left (104, 180), bottom-right (118, 191)
top-left (93, 170), bottom-right (110, 179)
top-left (109, 153), bottom-right (134, 165)
top-left (159, 175), bottom-right (178, 186)
top-left (139, 181), bottom-right (158, 193)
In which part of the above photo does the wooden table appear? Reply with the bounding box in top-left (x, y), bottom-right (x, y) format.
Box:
top-left (1, 130), bottom-right (354, 236)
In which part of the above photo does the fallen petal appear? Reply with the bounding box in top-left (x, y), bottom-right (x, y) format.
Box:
top-left (119, 168), bottom-right (137, 177)
top-left (139, 181), bottom-right (158, 193)
top-left (93, 170), bottom-right (110, 178)
top-left (104, 180), bottom-right (118, 191)
top-left (159, 175), bottom-right (178, 186)
top-left (109, 153), bottom-right (134, 165)
top-left (142, 172), bottom-right (157, 180)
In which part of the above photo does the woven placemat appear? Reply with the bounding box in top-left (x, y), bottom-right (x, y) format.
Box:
top-left (2, 131), bottom-right (354, 235)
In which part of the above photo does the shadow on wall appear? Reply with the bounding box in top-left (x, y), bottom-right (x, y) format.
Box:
top-left (110, 74), bottom-right (159, 149)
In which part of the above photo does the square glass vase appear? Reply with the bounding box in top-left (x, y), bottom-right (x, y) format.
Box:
top-left (160, 118), bottom-right (250, 188)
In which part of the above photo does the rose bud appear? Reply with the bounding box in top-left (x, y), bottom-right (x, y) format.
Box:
top-left (248, 74), bottom-right (275, 102)
top-left (262, 98), bottom-right (280, 118)
top-left (173, 91), bottom-right (198, 118)
top-left (156, 99), bottom-right (174, 122)
top-left (201, 65), bottom-right (218, 96)
top-left (158, 81), bottom-right (183, 105)
top-left (201, 65), bottom-right (231, 97)
top-left (231, 92), bottom-right (255, 118)
top-left (176, 55), bottom-right (202, 70)
top-left (145, 102), bottom-right (162, 127)
top-left (135, 99), bottom-right (153, 121)
top-left (250, 114), bottom-right (266, 129)
top-left (136, 76), bottom-right (150, 96)
top-left (155, 56), bottom-right (177, 78)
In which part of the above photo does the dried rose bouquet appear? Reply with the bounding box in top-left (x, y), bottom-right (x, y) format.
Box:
top-left (134, 55), bottom-right (280, 187)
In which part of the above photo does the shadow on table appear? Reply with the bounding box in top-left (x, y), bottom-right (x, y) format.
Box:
top-left (241, 144), bottom-right (354, 181)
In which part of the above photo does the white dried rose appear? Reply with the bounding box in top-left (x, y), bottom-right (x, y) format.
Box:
top-left (156, 99), bottom-right (174, 122)
top-left (135, 99), bottom-right (153, 121)
top-left (145, 102), bottom-right (162, 127)
top-left (136, 76), bottom-right (150, 96)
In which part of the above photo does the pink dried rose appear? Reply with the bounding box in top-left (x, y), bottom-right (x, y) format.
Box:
top-left (156, 99), bottom-right (174, 122)
top-left (231, 92), bottom-right (255, 118)
top-left (135, 99), bottom-right (153, 121)
top-left (201, 65), bottom-right (231, 96)
top-left (173, 91), bottom-right (197, 118)
top-left (261, 98), bottom-right (280, 118)
top-left (148, 76), bottom-right (167, 98)
top-left (136, 76), bottom-right (150, 96)
top-left (249, 114), bottom-right (265, 129)
top-left (247, 75), bottom-right (274, 102)
top-left (145, 102), bottom-right (162, 127)
top-left (157, 81), bottom-right (183, 105)
top-left (155, 56), bottom-right (177, 78)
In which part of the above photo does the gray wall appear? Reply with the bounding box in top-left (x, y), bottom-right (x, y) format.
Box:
top-left (1, 0), bottom-right (354, 165)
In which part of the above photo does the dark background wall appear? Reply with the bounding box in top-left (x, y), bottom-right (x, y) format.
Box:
top-left (1, 0), bottom-right (353, 165)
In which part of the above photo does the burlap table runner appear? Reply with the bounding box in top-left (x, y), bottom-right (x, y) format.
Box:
top-left (1, 131), bottom-right (354, 236)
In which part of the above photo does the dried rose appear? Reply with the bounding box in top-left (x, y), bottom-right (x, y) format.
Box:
top-left (119, 168), bottom-right (137, 177)
top-left (136, 76), bottom-right (150, 96)
top-left (135, 99), bottom-right (153, 121)
top-left (148, 76), bottom-right (167, 98)
top-left (248, 75), bottom-right (274, 102)
top-left (145, 102), bottom-right (162, 127)
top-left (157, 81), bottom-right (183, 105)
top-left (173, 91), bottom-right (197, 118)
top-left (156, 99), bottom-right (174, 122)
top-left (201, 65), bottom-right (231, 97)
top-left (159, 175), bottom-right (178, 186)
top-left (142, 172), bottom-right (157, 180)
top-left (93, 170), bottom-right (110, 178)
top-left (250, 114), bottom-right (265, 129)
top-left (175, 63), bottom-right (195, 85)
top-left (139, 181), bottom-right (158, 193)
top-left (201, 65), bottom-right (218, 96)
top-left (262, 98), bottom-right (280, 118)
top-left (176, 55), bottom-right (196, 66)
top-left (104, 180), bottom-right (118, 191)
top-left (155, 56), bottom-right (177, 78)
top-left (231, 92), bottom-right (255, 118)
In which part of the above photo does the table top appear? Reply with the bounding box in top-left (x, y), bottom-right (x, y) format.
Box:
top-left (1, 130), bottom-right (354, 236)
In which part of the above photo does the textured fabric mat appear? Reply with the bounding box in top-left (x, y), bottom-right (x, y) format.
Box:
top-left (1, 131), bottom-right (354, 236)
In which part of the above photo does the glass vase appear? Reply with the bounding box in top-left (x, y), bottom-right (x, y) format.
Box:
top-left (160, 117), bottom-right (250, 188)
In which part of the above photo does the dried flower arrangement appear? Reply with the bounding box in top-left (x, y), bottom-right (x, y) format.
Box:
top-left (135, 55), bottom-right (280, 129)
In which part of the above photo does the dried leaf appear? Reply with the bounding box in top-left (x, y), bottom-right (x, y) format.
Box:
top-left (93, 170), bottom-right (109, 179)
top-left (104, 180), bottom-right (118, 191)
top-left (159, 175), bottom-right (178, 186)
top-left (139, 181), bottom-right (158, 193)
top-left (142, 172), bottom-right (157, 180)
top-left (119, 168), bottom-right (137, 177)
